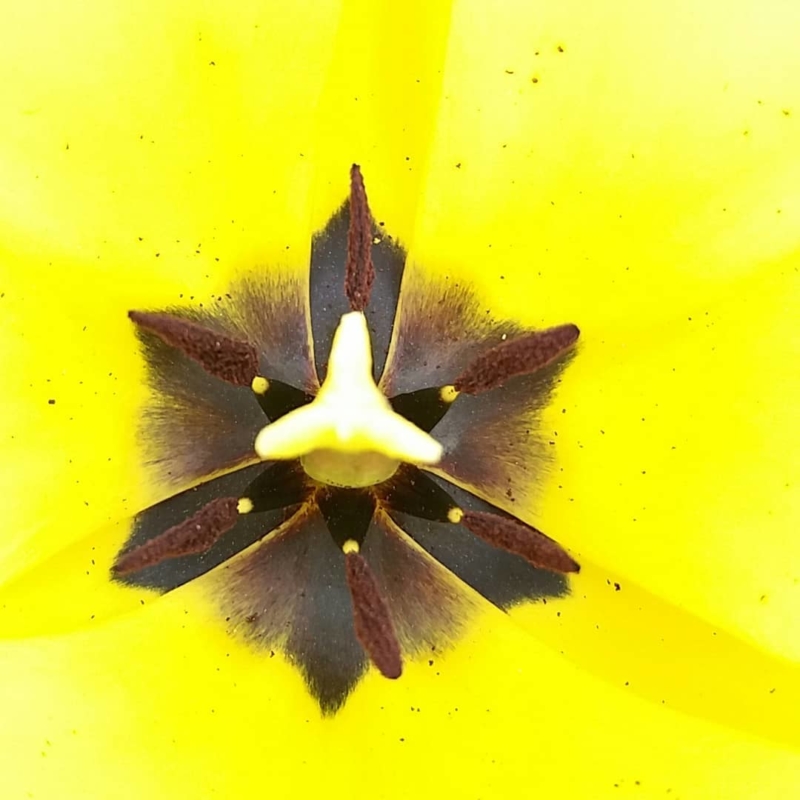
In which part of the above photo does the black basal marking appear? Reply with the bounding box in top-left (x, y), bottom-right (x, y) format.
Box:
top-left (115, 166), bottom-right (580, 713)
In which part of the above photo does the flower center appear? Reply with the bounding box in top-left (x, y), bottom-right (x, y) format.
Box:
top-left (254, 311), bottom-right (443, 487)
top-left (118, 165), bottom-right (581, 706)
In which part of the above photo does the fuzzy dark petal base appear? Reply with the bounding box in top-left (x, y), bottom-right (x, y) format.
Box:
top-left (217, 505), bottom-right (476, 713)
top-left (134, 273), bottom-right (316, 490)
top-left (121, 189), bottom-right (580, 715)
top-left (217, 507), bottom-right (368, 714)
top-left (430, 354), bottom-right (575, 516)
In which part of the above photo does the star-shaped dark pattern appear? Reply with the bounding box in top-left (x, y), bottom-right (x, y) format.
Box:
top-left (114, 166), bottom-right (580, 714)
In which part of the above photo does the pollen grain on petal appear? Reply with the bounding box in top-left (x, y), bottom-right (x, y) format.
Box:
top-left (113, 496), bottom-right (240, 574)
top-left (454, 323), bottom-right (580, 395)
top-left (460, 510), bottom-right (579, 574)
top-left (344, 550), bottom-right (402, 679)
top-left (344, 164), bottom-right (376, 312)
top-left (129, 310), bottom-right (260, 387)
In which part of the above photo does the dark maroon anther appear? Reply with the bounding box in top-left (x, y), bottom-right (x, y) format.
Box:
top-left (460, 510), bottom-right (579, 574)
top-left (454, 323), bottom-right (580, 395)
top-left (344, 164), bottom-right (376, 312)
top-left (129, 311), bottom-right (259, 387)
top-left (113, 497), bottom-right (240, 574)
top-left (344, 550), bottom-right (402, 678)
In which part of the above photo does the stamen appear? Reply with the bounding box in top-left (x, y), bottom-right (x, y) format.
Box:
top-left (344, 549), bottom-right (402, 679)
top-left (112, 497), bottom-right (240, 574)
top-left (459, 510), bottom-right (579, 574)
top-left (453, 324), bottom-right (580, 395)
top-left (129, 311), bottom-right (260, 387)
top-left (344, 164), bottom-right (375, 312)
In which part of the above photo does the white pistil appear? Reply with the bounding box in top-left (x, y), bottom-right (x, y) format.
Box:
top-left (254, 312), bottom-right (443, 488)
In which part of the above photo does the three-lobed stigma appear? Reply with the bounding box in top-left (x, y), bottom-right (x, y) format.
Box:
top-left (254, 311), bottom-right (443, 488)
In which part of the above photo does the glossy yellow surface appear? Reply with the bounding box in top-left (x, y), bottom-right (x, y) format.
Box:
top-left (1, 0), bottom-right (799, 798)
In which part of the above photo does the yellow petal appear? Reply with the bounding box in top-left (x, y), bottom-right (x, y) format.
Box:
top-left (4, 1), bottom-right (800, 798)
top-left (512, 559), bottom-right (800, 749)
top-left (544, 267), bottom-right (800, 660)
top-left (1, 580), bottom-right (799, 799)
top-left (0, 0), bottom-right (455, 577)
top-left (412, 0), bottom-right (800, 327)
top-left (0, 0), bottom-right (342, 583)
top-left (406, 0), bottom-right (800, 660)
top-left (303, 1), bottom-right (454, 243)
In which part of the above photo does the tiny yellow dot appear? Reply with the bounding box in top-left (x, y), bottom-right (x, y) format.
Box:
top-left (342, 539), bottom-right (360, 554)
top-left (447, 507), bottom-right (464, 524)
top-left (440, 385), bottom-right (459, 404)
top-left (237, 497), bottom-right (254, 515)
top-left (251, 376), bottom-right (269, 395)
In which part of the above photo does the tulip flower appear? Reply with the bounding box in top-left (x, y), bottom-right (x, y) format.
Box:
top-left (1, 1), bottom-right (799, 798)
